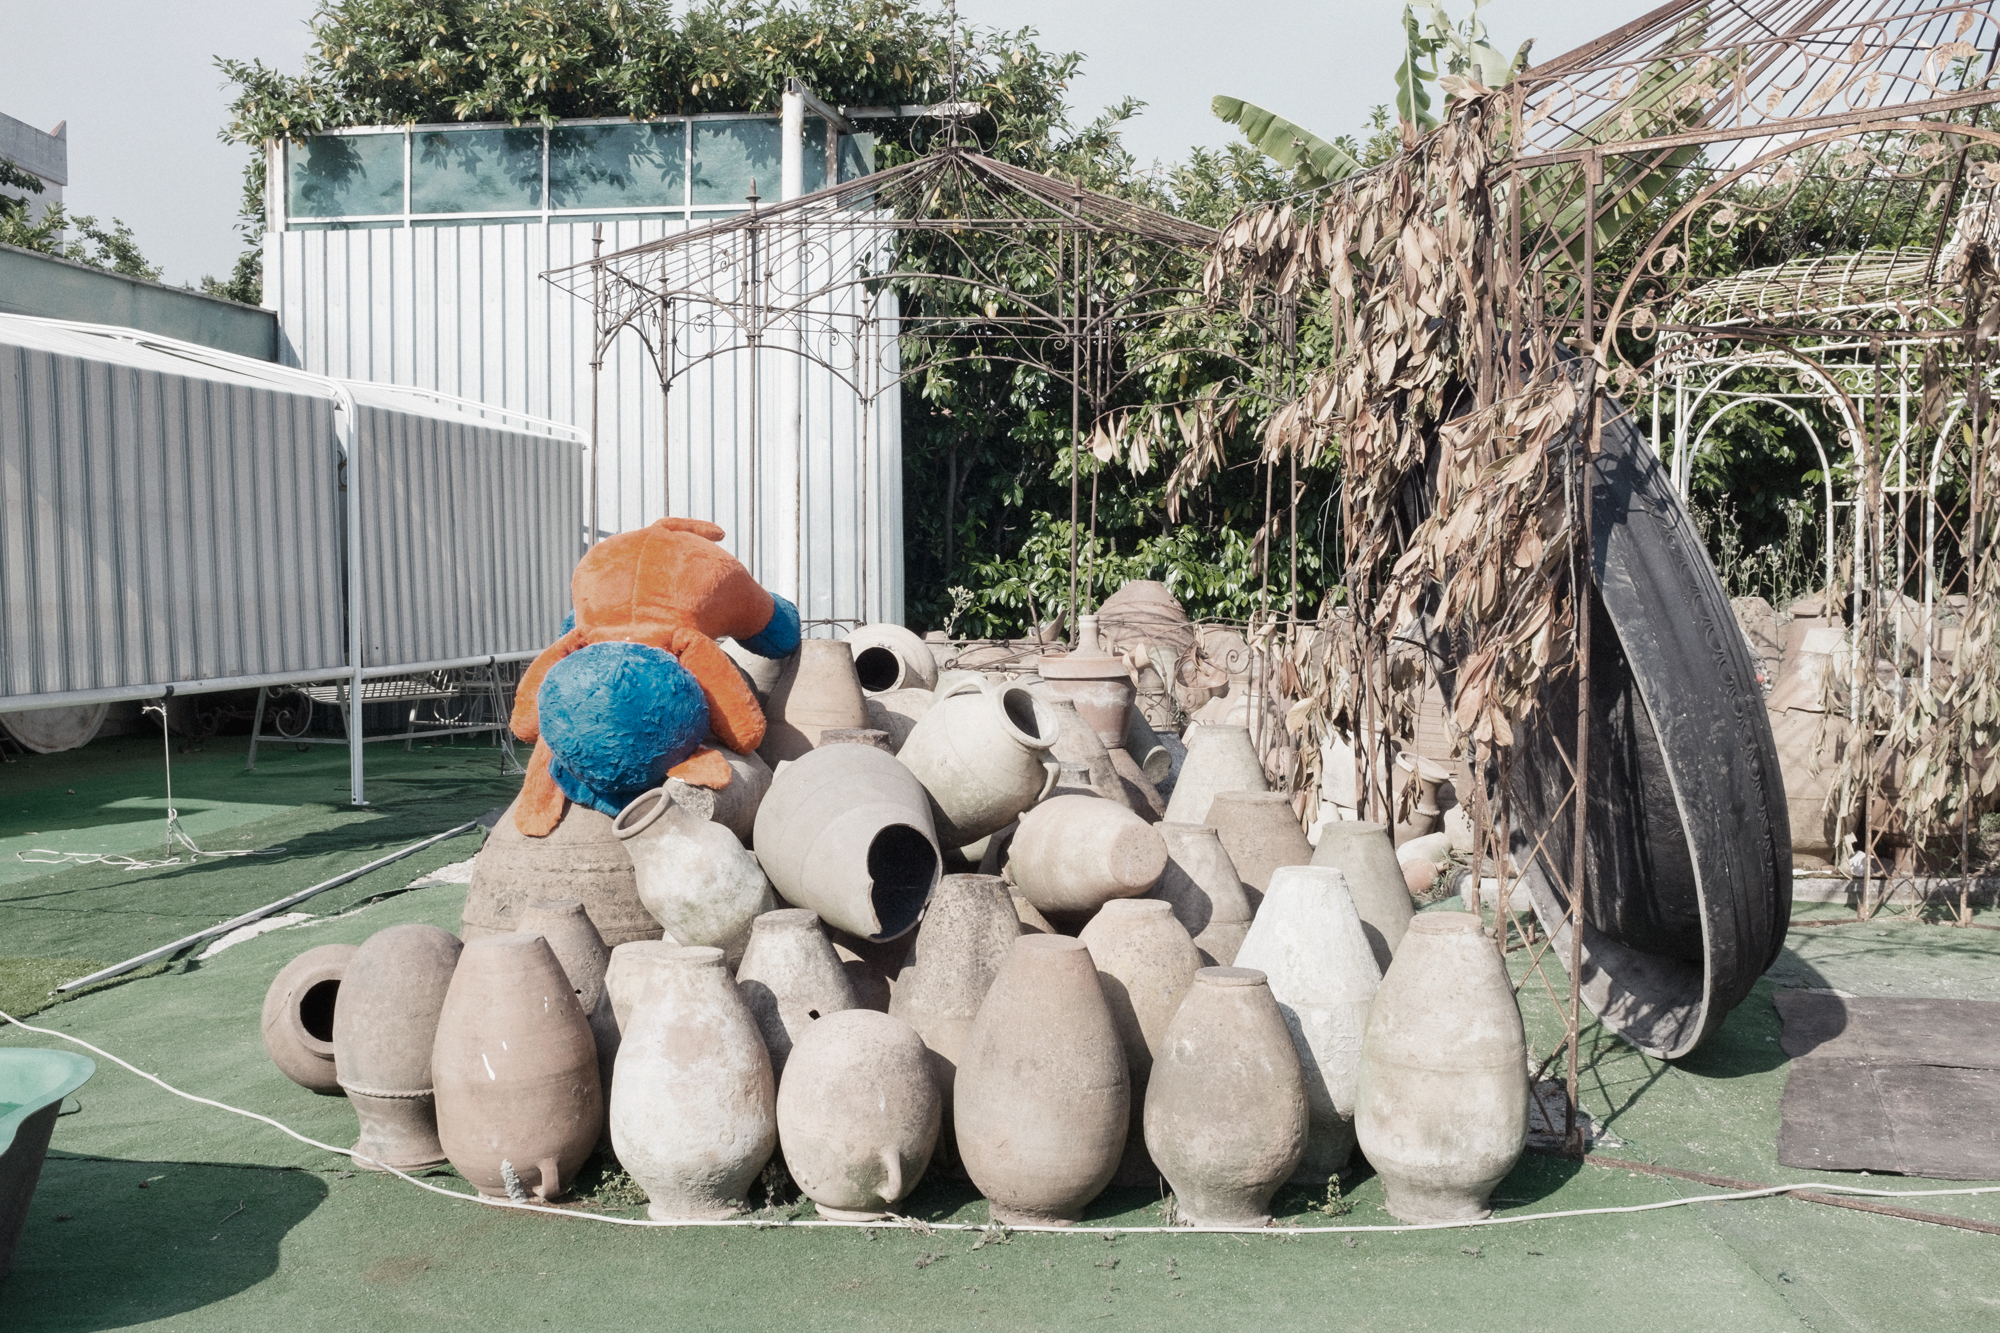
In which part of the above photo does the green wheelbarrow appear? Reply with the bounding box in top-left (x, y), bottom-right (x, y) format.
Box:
top-left (1, 1048), bottom-right (95, 1280)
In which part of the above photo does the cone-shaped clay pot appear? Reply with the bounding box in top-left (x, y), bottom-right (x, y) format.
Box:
top-left (761, 640), bottom-right (871, 764)
top-left (846, 623), bottom-right (940, 694)
top-left (1233, 866), bottom-right (1382, 1183)
top-left (614, 788), bottom-right (774, 965)
top-left (464, 795), bottom-right (658, 946)
top-left (657, 745), bottom-right (771, 845)
top-left (954, 934), bottom-right (1129, 1226)
top-left (1079, 899), bottom-right (1201, 1188)
top-left (519, 899), bottom-right (617, 1096)
top-left (1355, 912), bottom-right (1527, 1223)
top-left (611, 946), bottom-right (777, 1220)
top-left (335, 924), bottom-right (463, 1170)
top-left (1035, 692), bottom-right (1140, 814)
top-left (1311, 820), bottom-right (1416, 974)
top-left (262, 944), bottom-right (356, 1095)
top-left (1162, 725), bottom-right (1268, 825)
top-left (777, 1010), bottom-right (941, 1220)
top-left (897, 680), bottom-right (1060, 846)
top-left (1011, 893), bottom-right (1057, 935)
top-left (1007, 794), bottom-right (1166, 917)
top-left (432, 934), bottom-right (604, 1201)
top-left (1207, 790), bottom-right (1311, 902)
top-left (1146, 967), bottom-right (1307, 1227)
top-left (752, 742), bottom-right (942, 942)
top-left (1150, 823), bottom-right (1256, 966)
top-left (735, 908), bottom-right (859, 1081)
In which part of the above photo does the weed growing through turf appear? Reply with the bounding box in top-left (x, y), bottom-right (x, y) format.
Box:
top-left (1314, 1175), bottom-right (1352, 1219)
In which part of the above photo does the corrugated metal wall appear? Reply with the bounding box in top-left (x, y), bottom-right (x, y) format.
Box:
top-left (266, 217), bottom-right (903, 626)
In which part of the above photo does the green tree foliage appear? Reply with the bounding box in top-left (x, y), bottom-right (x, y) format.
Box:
top-left (0, 201), bottom-right (163, 282)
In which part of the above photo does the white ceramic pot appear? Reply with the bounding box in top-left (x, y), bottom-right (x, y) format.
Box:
top-left (1162, 724), bottom-right (1268, 825)
top-left (846, 623), bottom-right (941, 694)
top-left (613, 789), bottom-right (774, 966)
top-left (897, 679), bottom-right (1061, 846)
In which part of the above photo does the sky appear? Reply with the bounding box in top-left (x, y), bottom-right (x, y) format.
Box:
top-left (1, 1), bottom-right (1643, 289)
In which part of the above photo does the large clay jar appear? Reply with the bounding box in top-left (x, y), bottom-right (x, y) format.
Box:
top-left (463, 794), bottom-right (658, 946)
top-left (752, 742), bottom-right (942, 942)
top-left (1151, 823), bottom-right (1256, 966)
top-left (777, 1010), bottom-right (941, 1220)
top-left (846, 623), bottom-right (941, 694)
top-left (1234, 865), bottom-right (1382, 1182)
top-left (1311, 820), bottom-right (1416, 973)
top-left (897, 679), bottom-right (1061, 846)
top-left (611, 945), bottom-right (777, 1220)
top-left (735, 908), bottom-right (859, 1081)
top-left (1034, 693), bottom-right (1139, 813)
top-left (1078, 899), bottom-right (1201, 1188)
top-left (1008, 794), bottom-right (1166, 917)
top-left (519, 899), bottom-right (617, 1094)
top-left (1145, 967), bottom-right (1308, 1227)
top-left (334, 924), bottom-right (462, 1170)
top-left (614, 788), bottom-right (774, 964)
top-left (1355, 912), bottom-right (1527, 1223)
top-left (600, 939), bottom-right (680, 1099)
top-left (432, 934), bottom-right (603, 1201)
top-left (1037, 616), bottom-right (1136, 751)
top-left (1162, 724), bottom-right (1268, 825)
top-left (262, 944), bottom-right (356, 1095)
top-left (1206, 790), bottom-right (1311, 902)
top-left (656, 744), bottom-right (771, 844)
top-left (954, 934), bottom-right (1129, 1226)
top-left (761, 639), bottom-right (870, 764)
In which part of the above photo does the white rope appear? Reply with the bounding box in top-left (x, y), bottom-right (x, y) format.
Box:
top-left (8, 1005), bottom-right (2000, 1236)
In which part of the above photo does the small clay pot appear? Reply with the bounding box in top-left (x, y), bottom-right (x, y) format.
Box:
top-left (615, 787), bottom-right (774, 964)
top-left (1078, 899), bottom-right (1201, 1188)
top-left (1150, 823), bottom-right (1255, 966)
top-left (761, 639), bottom-right (871, 764)
top-left (1206, 790), bottom-right (1312, 900)
top-left (334, 924), bottom-right (463, 1171)
top-left (1124, 709), bottom-right (1173, 786)
top-left (464, 795), bottom-right (658, 946)
top-left (735, 908), bottom-right (859, 1080)
top-left (261, 944), bottom-right (356, 1095)
top-left (777, 1010), bottom-right (941, 1220)
top-left (1161, 724), bottom-right (1268, 825)
top-left (846, 623), bottom-right (941, 694)
top-left (1403, 859), bottom-right (1439, 896)
top-left (1311, 820), bottom-right (1416, 973)
top-left (1007, 794), bottom-right (1166, 916)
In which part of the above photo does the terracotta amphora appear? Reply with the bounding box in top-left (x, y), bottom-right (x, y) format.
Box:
top-left (1233, 865), bottom-right (1382, 1182)
top-left (614, 787), bottom-right (774, 965)
top-left (1206, 790), bottom-right (1311, 903)
top-left (777, 1009), bottom-right (941, 1220)
top-left (1150, 822), bottom-right (1256, 966)
top-left (1311, 819), bottom-right (1416, 973)
top-left (262, 943), bottom-right (356, 1095)
top-left (897, 679), bottom-right (1061, 846)
top-left (1144, 967), bottom-right (1308, 1227)
top-left (519, 899), bottom-right (617, 1095)
top-left (846, 623), bottom-right (941, 694)
top-left (751, 742), bottom-right (942, 942)
top-left (334, 924), bottom-right (463, 1170)
top-left (735, 908), bottom-right (859, 1081)
top-left (761, 639), bottom-right (871, 764)
top-left (1037, 616), bottom-right (1136, 750)
top-left (432, 933), bottom-right (603, 1201)
top-left (1161, 724), bottom-right (1268, 825)
top-left (954, 934), bottom-right (1129, 1226)
top-left (1007, 794), bottom-right (1166, 917)
top-left (611, 945), bottom-right (778, 1221)
top-left (1078, 899), bottom-right (1201, 1188)
top-left (1355, 912), bottom-right (1527, 1223)
top-left (463, 794), bottom-right (658, 946)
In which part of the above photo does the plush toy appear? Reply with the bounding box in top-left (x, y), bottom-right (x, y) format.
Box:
top-left (510, 517), bottom-right (800, 836)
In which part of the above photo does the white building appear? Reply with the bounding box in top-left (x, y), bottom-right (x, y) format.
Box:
top-left (0, 111), bottom-right (66, 226)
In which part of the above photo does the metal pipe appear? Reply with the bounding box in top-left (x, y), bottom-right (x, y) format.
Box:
top-left (777, 84), bottom-right (806, 605)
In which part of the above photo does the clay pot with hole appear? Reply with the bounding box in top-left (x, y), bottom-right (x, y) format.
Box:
top-left (334, 924), bottom-right (463, 1171)
top-left (735, 908), bottom-right (859, 1081)
top-left (777, 1009), bottom-right (940, 1220)
top-left (463, 795), bottom-right (657, 946)
top-left (614, 788), bottom-right (774, 966)
top-left (897, 679), bottom-right (1061, 846)
top-left (761, 640), bottom-right (871, 764)
top-left (262, 944), bottom-right (356, 1095)
top-left (1150, 823), bottom-right (1255, 966)
top-left (1007, 795), bottom-right (1166, 917)
top-left (1078, 899), bottom-right (1201, 1188)
top-left (845, 624), bottom-right (940, 694)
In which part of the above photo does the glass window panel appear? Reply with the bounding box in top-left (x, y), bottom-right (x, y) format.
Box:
top-left (801, 119), bottom-right (830, 195)
top-left (288, 133), bottom-right (405, 219)
top-left (549, 122), bottom-right (686, 210)
top-left (838, 132), bottom-right (876, 182)
top-left (411, 127), bottom-right (544, 214)
top-left (692, 118), bottom-right (781, 205)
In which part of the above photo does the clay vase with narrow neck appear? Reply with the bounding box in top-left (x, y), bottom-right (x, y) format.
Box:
top-left (614, 787), bottom-right (774, 965)
top-left (954, 934), bottom-right (1129, 1226)
top-left (1233, 865), bottom-right (1383, 1183)
top-left (432, 933), bottom-right (603, 1201)
top-left (518, 899), bottom-right (617, 1097)
top-left (611, 946), bottom-right (778, 1221)
top-left (463, 794), bottom-right (658, 946)
top-left (777, 1009), bottom-right (941, 1221)
top-left (760, 640), bottom-right (872, 764)
top-left (846, 623), bottom-right (941, 694)
top-left (735, 908), bottom-right (859, 1082)
top-left (1355, 912), bottom-right (1527, 1223)
top-left (1037, 615), bottom-right (1136, 752)
top-left (1078, 899), bottom-right (1201, 1188)
top-left (334, 924), bottom-right (463, 1170)
top-left (1150, 823), bottom-right (1256, 966)
top-left (657, 744), bottom-right (771, 845)
top-left (1162, 724), bottom-right (1268, 825)
top-left (1206, 790), bottom-right (1311, 905)
top-left (896, 679), bottom-right (1061, 847)
top-left (751, 742), bottom-right (942, 942)
top-left (1144, 967), bottom-right (1307, 1228)
top-left (1007, 794), bottom-right (1166, 917)
top-left (1311, 819), bottom-right (1416, 974)
top-left (263, 943), bottom-right (356, 1095)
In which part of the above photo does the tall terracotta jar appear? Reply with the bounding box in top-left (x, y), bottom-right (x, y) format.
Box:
top-left (432, 934), bottom-right (603, 1201)
top-left (1356, 912), bottom-right (1527, 1222)
top-left (954, 934), bottom-right (1129, 1226)
top-left (1233, 865), bottom-right (1382, 1182)
top-left (845, 623), bottom-right (941, 694)
top-left (1150, 823), bottom-right (1255, 966)
top-left (735, 908), bottom-right (859, 1080)
top-left (334, 924), bottom-right (463, 1170)
top-left (463, 795), bottom-right (659, 946)
top-left (777, 1010), bottom-right (941, 1220)
top-left (751, 742), bottom-right (942, 942)
top-left (896, 680), bottom-right (1060, 846)
top-left (761, 639), bottom-right (871, 764)
top-left (519, 899), bottom-right (617, 1095)
top-left (262, 943), bottom-right (356, 1095)
top-left (1037, 615), bottom-right (1135, 750)
top-left (1162, 724), bottom-right (1268, 825)
top-left (614, 787), bottom-right (774, 964)
top-left (1311, 820), bottom-right (1416, 973)
top-left (1145, 967), bottom-right (1308, 1227)
top-left (1206, 790), bottom-right (1311, 902)
top-left (1007, 794), bottom-right (1166, 917)
top-left (1078, 899), bottom-right (1201, 1187)
top-left (611, 945), bottom-right (778, 1221)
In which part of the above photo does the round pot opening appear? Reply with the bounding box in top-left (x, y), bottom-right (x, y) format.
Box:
top-left (996, 686), bottom-right (1055, 746)
top-left (612, 788), bottom-right (667, 838)
top-left (854, 645), bottom-right (904, 693)
top-left (298, 978), bottom-right (340, 1050)
top-left (865, 824), bottom-right (939, 941)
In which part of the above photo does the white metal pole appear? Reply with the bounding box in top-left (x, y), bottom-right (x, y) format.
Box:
top-left (335, 384), bottom-right (368, 807)
top-left (776, 83), bottom-right (806, 610)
